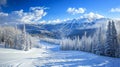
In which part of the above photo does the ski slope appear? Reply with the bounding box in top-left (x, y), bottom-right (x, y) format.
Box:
top-left (0, 41), bottom-right (120, 67)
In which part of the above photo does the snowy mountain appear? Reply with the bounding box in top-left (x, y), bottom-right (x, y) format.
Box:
top-left (19, 18), bottom-right (109, 39)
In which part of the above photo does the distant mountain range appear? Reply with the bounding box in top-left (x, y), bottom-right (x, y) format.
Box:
top-left (18, 18), bottom-right (109, 39)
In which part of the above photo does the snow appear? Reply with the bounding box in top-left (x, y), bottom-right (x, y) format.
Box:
top-left (0, 41), bottom-right (120, 67)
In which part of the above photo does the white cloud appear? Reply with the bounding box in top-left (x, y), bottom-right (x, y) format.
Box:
top-left (14, 7), bottom-right (47, 23)
top-left (0, 12), bottom-right (8, 16)
top-left (80, 12), bottom-right (104, 22)
top-left (47, 18), bottom-right (70, 24)
top-left (39, 20), bottom-right (46, 24)
top-left (110, 8), bottom-right (120, 12)
top-left (67, 7), bottom-right (86, 15)
top-left (82, 12), bottom-right (104, 19)
top-left (48, 19), bottom-right (61, 24)
top-left (0, 7), bottom-right (47, 24)
top-left (0, 12), bottom-right (9, 24)
top-left (30, 7), bottom-right (49, 10)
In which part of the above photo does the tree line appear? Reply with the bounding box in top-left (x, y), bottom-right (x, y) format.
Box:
top-left (60, 21), bottom-right (120, 58)
top-left (0, 24), bottom-right (33, 51)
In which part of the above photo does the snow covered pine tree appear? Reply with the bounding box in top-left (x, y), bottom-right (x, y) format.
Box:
top-left (105, 21), bottom-right (119, 57)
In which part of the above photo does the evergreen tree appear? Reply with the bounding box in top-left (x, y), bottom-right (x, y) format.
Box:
top-left (111, 21), bottom-right (119, 57)
top-left (105, 21), bottom-right (113, 57)
top-left (105, 21), bottom-right (119, 57)
top-left (23, 24), bottom-right (29, 51)
top-left (96, 27), bottom-right (104, 55)
top-left (20, 24), bottom-right (27, 50)
top-left (14, 25), bottom-right (18, 49)
top-left (91, 31), bottom-right (98, 53)
top-left (81, 32), bottom-right (87, 51)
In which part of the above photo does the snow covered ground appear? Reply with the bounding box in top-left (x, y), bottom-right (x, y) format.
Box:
top-left (0, 41), bottom-right (120, 67)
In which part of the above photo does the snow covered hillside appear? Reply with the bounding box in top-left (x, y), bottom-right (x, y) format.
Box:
top-left (0, 41), bottom-right (120, 67)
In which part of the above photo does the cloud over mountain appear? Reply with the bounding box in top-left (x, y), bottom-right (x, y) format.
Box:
top-left (80, 12), bottom-right (104, 22)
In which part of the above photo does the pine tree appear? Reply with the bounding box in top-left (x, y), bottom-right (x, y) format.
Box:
top-left (105, 21), bottom-right (119, 57)
top-left (111, 21), bottom-right (119, 57)
top-left (105, 21), bottom-right (113, 57)
top-left (95, 27), bottom-right (104, 55)
top-left (81, 32), bottom-right (87, 51)
top-left (21, 24), bottom-right (27, 50)
top-left (91, 32), bottom-right (98, 53)
top-left (14, 25), bottom-right (18, 49)
top-left (76, 36), bottom-right (81, 50)
top-left (29, 37), bottom-right (32, 49)
top-left (23, 24), bottom-right (29, 51)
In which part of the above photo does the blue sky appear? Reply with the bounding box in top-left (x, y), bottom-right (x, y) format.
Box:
top-left (0, 0), bottom-right (120, 24)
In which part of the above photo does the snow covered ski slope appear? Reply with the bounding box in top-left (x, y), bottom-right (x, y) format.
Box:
top-left (0, 41), bottom-right (120, 67)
